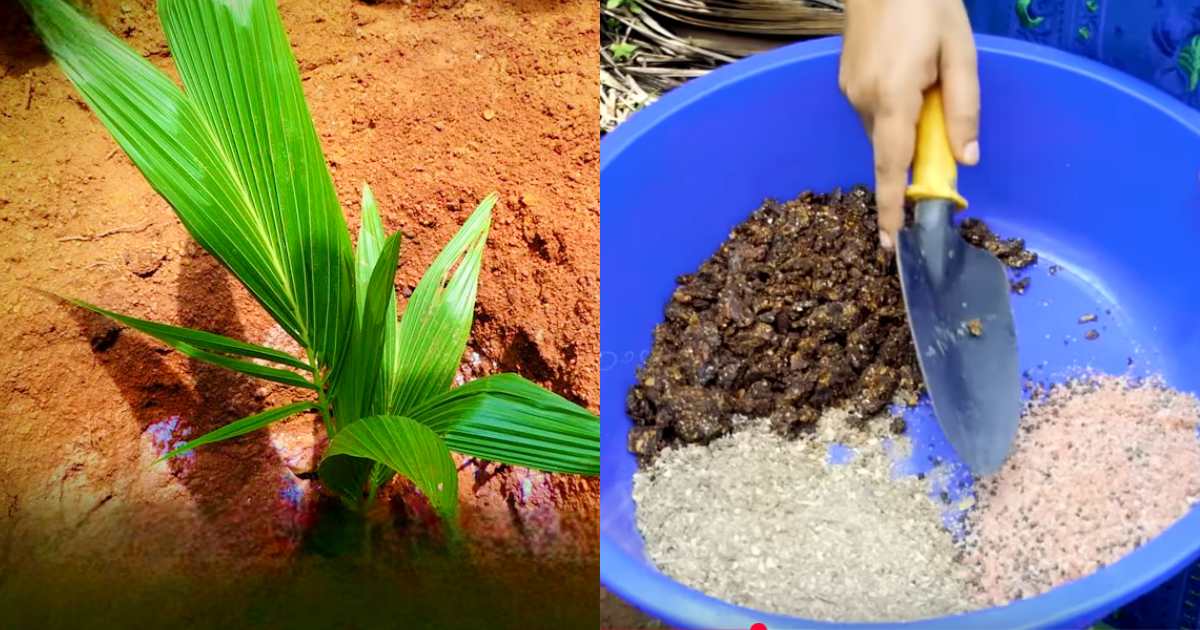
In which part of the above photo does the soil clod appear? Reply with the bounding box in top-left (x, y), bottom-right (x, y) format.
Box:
top-left (124, 250), bottom-right (165, 278)
top-left (89, 324), bottom-right (120, 352)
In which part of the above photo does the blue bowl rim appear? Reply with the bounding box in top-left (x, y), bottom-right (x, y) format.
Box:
top-left (600, 35), bottom-right (1200, 629)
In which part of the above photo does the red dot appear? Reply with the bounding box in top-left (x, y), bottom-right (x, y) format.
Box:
top-left (750, 624), bottom-right (767, 630)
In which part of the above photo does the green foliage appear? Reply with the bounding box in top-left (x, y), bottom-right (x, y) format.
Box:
top-left (411, 374), bottom-right (600, 475)
top-left (606, 0), bottom-right (639, 12)
top-left (24, 0), bottom-right (599, 523)
top-left (1180, 35), bottom-right (1200, 93)
top-left (1015, 0), bottom-right (1044, 28)
top-left (158, 402), bottom-right (317, 461)
top-left (353, 184), bottom-right (401, 414)
top-left (610, 42), bottom-right (638, 62)
top-left (323, 416), bottom-right (458, 519)
top-left (334, 228), bottom-right (403, 430)
top-left (69, 299), bottom-right (315, 385)
top-left (388, 194), bottom-right (493, 416)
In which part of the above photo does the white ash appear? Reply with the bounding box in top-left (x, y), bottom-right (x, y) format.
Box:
top-left (632, 411), bottom-right (972, 622)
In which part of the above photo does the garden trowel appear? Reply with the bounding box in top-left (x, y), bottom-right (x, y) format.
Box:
top-left (895, 87), bottom-right (1021, 476)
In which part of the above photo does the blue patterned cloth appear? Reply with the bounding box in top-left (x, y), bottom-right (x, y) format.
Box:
top-left (965, 0), bottom-right (1200, 108)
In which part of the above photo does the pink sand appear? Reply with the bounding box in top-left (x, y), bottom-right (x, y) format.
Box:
top-left (966, 375), bottom-right (1200, 606)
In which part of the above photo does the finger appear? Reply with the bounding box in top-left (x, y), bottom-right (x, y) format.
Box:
top-left (838, 52), bottom-right (877, 134)
top-left (940, 29), bottom-right (980, 165)
top-left (839, 81), bottom-right (876, 175)
top-left (841, 82), bottom-right (876, 137)
top-left (857, 108), bottom-right (874, 142)
top-left (871, 95), bottom-right (921, 248)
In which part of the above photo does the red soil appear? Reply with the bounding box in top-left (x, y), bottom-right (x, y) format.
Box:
top-left (0, 0), bottom-right (598, 621)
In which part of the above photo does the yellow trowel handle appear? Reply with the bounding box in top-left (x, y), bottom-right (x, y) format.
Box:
top-left (906, 87), bottom-right (968, 209)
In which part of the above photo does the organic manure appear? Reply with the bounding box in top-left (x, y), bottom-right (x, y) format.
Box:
top-left (626, 188), bottom-right (1035, 460)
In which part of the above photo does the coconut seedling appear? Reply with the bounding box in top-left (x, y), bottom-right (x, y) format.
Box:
top-left (21, 0), bottom-right (599, 521)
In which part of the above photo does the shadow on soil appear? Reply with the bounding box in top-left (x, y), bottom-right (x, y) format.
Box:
top-left (66, 243), bottom-right (294, 558)
top-left (0, 2), bottom-right (50, 78)
top-left (52, 247), bottom-right (599, 628)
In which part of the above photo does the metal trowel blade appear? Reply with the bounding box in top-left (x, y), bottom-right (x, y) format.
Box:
top-left (896, 199), bottom-right (1022, 475)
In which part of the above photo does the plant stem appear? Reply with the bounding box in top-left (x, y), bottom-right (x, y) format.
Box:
top-left (365, 479), bottom-right (379, 508)
top-left (308, 352), bottom-right (334, 436)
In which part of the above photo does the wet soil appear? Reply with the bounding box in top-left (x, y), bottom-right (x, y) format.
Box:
top-left (0, 0), bottom-right (597, 624)
top-left (627, 188), bottom-right (1034, 459)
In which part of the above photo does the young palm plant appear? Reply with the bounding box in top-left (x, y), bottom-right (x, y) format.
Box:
top-left (22, 0), bottom-right (599, 522)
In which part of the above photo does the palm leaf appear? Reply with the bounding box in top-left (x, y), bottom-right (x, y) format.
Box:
top-left (158, 401), bottom-right (315, 461)
top-left (159, 0), bottom-right (355, 373)
top-left (322, 416), bottom-right (458, 519)
top-left (70, 298), bottom-right (314, 389)
top-left (355, 185), bottom-right (390, 314)
top-left (353, 184), bottom-right (401, 411)
top-left (21, 0), bottom-right (300, 339)
top-left (23, 0), bottom-right (356, 376)
top-left (353, 188), bottom-right (403, 493)
top-left (410, 374), bottom-right (599, 475)
top-left (71, 298), bottom-right (310, 371)
top-left (333, 231), bottom-right (403, 428)
top-left (315, 454), bottom-right (375, 506)
top-left (175, 344), bottom-right (317, 390)
top-left (389, 194), bottom-right (496, 414)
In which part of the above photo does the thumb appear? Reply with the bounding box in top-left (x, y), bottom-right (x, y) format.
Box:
top-left (940, 32), bottom-right (980, 166)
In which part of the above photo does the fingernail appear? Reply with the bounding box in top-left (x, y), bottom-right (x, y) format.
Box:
top-left (962, 140), bottom-right (980, 166)
top-left (879, 230), bottom-right (893, 250)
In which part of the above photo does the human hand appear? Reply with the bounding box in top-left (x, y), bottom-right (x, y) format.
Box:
top-left (838, 0), bottom-right (979, 249)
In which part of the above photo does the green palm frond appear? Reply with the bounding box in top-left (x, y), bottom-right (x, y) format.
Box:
top-left (389, 194), bottom-right (495, 415)
top-left (322, 415), bottom-right (459, 519)
top-left (69, 298), bottom-right (310, 372)
top-left (24, 0), bottom-right (599, 521)
top-left (334, 231), bottom-right (402, 429)
top-left (349, 184), bottom-right (401, 416)
top-left (23, 0), bottom-right (355, 373)
top-left (159, 401), bottom-right (316, 462)
top-left (411, 374), bottom-right (599, 475)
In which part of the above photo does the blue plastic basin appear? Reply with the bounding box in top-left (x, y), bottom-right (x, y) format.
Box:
top-left (601, 35), bottom-right (1200, 629)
